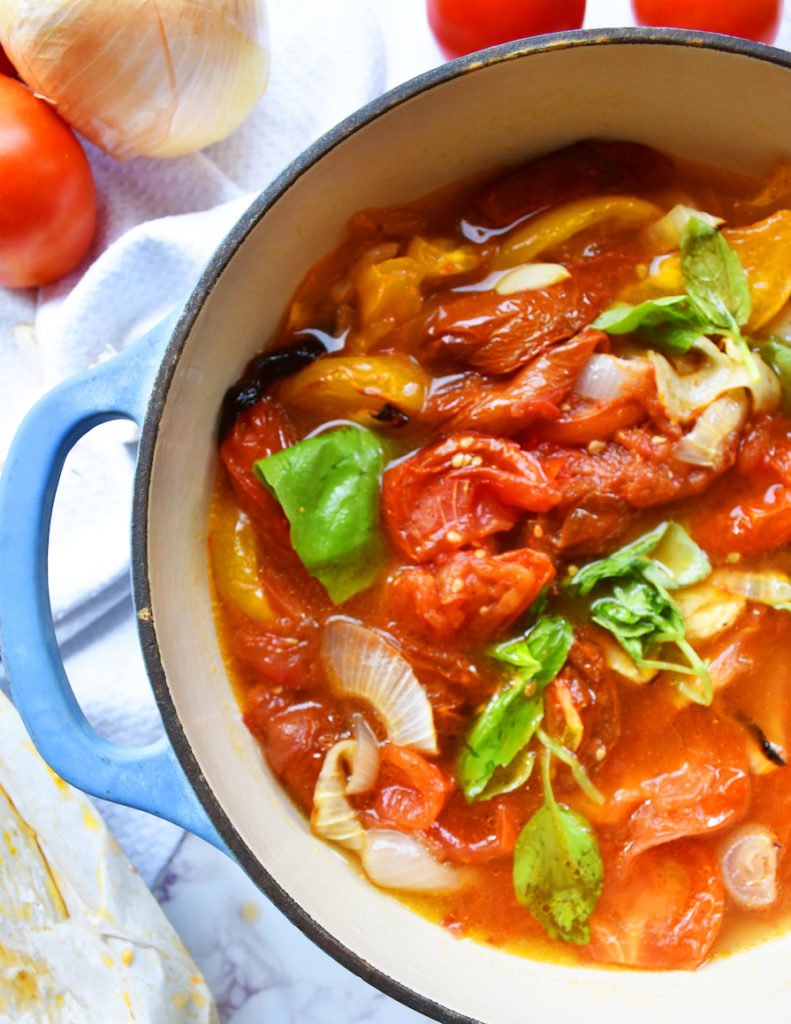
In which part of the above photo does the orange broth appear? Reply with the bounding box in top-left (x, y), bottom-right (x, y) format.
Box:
top-left (209, 140), bottom-right (791, 970)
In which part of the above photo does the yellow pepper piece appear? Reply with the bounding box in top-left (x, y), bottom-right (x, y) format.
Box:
top-left (405, 236), bottom-right (482, 280)
top-left (210, 504), bottom-right (272, 622)
top-left (644, 210), bottom-right (791, 330)
top-left (279, 354), bottom-right (430, 423)
top-left (493, 195), bottom-right (662, 270)
top-left (357, 257), bottom-right (424, 328)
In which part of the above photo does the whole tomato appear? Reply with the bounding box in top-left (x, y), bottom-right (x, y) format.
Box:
top-left (0, 77), bottom-right (96, 288)
top-left (631, 0), bottom-right (781, 44)
top-left (427, 0), bottom-right (587, 60)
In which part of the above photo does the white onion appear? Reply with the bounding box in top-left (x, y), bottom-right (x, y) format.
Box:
top-left (361, 829), bottom-right (462, 892)
top-left (647, 204), bottom-right (724, 252)
top-left (674, 393), bottom-right (748, 467)
top-left (494, 262), bottom-right (571, 295)
top-left (674, 579), bottom-right (746, 642)
top-left (712, 568), bottom-right (791, 608)
top-left (573, 353), bottom-right (649, 402)
top-left (0, 0), bottom-right (269, 159)
top-left (719, 824), bottom-right (778, 909)
top-left (345, 716), bottom-right (381, 796)
top-left (322, 620), bottom-right (438, 754)
top-left (651, 339), bottom-right (779, 424)
top-left (311, 741), bottom-right (365, 852)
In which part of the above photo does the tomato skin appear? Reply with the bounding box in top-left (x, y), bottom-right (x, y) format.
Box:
top-left (427, 0), bottom-right (586, 60)
top-left (0, 77), bottom-right (96, 287)
top-left (0, 48), bottom-right (16, 78)
top-left (366, 744), bottom-right (449, 831)
top-left (385, 546), bottom-right (555, 642)
top-left (426, 791), bottom-right (527, 864)
top-left (382, 433), bottom-right (560, 562)
top-left (631, 0), bottom-right (781, 43)
top-left (589, 841), bottom-right (726, 970)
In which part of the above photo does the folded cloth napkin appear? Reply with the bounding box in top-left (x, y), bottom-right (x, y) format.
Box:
top-left (0, 0), bottom-right (386, 882)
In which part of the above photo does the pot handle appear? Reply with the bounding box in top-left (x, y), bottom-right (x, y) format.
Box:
top-left (0, 314), bottom-right (229, 856)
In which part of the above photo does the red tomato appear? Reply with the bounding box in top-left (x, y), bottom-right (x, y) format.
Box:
top-left (426, 791), bottom-right (526, 864)
top-left (220, 397), bottom-right (295, 543)
top-left (427, 0), bottom-right (586, 60)
top-left (0, 46), bottom-right (16, 78)
top-left (631, 0), bottom-right (781, 44)
top-left (244, 690), bottom-right (345, 811)
top-left (385, 547), bottom-right (555, 642)
top-left (429, 330), bottom-right (603, 436)
top-left (367, 744), bottom-right (449, 831)
top-left (382, 433), bottom-right (560, 562)
top-left (0, 77), bottom-right (96, 287)
top-left (231, 619), bottom-right (319, 689)
top-left (589, 841), bottom-right (726, 970)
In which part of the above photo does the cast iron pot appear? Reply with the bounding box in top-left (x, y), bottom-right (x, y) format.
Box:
top-left (3, 29), bottom-right (791, 1024)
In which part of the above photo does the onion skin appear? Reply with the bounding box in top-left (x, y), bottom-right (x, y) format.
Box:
top-left (0, 0), bottom-right (270, 159)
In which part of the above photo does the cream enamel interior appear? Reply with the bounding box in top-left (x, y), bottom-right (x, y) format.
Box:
top-left (145, 40), bottom-right (791, 1024)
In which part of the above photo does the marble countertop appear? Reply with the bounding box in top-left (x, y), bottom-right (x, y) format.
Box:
top-left (54, 2), bottom-right (791, 1022)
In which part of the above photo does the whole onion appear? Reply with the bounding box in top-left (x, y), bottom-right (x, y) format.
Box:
top-left (0, 0), bottom-right (270, 159)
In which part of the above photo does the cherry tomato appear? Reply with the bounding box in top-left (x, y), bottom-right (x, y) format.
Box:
top-left (426, 791), bottom-right (526, 864)
top-left (631, 0), bottom-right (781, 44)
top-left (367, 744), bottom-right (449, 831)
top-left (427, 0), bottom-right (587, 61)
top-left (0, 46), bottom-right (16, 78)
top-left (589, 841), bottom-right (726, 970)
top-left (385, 547), bottom-right (555, 642)
top-left (0, 77), bottom-right (96, 287)
top-left (382, 433), bottom-right (560, 562)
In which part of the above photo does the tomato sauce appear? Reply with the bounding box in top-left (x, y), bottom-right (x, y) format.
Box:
top-left (209, 140), bottom-right (791, 970)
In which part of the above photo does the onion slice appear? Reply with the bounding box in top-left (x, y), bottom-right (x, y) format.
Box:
top-left (345, 715), bottom-right (381, 796)
top-left (719, 824), bottom-right (778, 909)
top-left (312, 741), bottom-right (365, 851)
top-left (647, 204), bottom-right (723, 252)
top-left (712, 568), bottom-right (791, 609)
top-left (573, 353), bottom-right (650, 402)
top-left (674, 393), bottom-right (748, 467)
top-left (322, 620), bottom-right (438, 754)
top-left (361, 829), bottom-right (462, 892)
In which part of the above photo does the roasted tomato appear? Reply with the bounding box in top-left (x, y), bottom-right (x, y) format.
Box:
top-left (589, 840), bottom-right (726, 970)
top-left (419, 254), bottom-right (632, 375)
top-left (385, 547), bottom-right (555, 642)
top-left (428, 329), bottom-right (603, 436)
top-left (244, 690), bottom-right (345, 811)
top-left (426, 791), bottom-right (527, 864)
top-left (699, 415), bottom-right (791, 555)
top-left (230, 617), bottom-right (320, 690)
top-left (382, 433), bottom-right (560, 562)
top-left (363, 744), bottom-right (449, 831)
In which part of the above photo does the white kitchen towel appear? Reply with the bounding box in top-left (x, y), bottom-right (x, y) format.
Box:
top-left (0, 0), bottom-right (386, 883)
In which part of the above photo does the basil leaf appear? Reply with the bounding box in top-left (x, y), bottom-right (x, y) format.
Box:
top-left (760, 337), bottom-right (791, 411)
top-left (681, 217), bottom-right (752, 331)
top-left (490, 615), bottom-right (575, 685)
top-left (638, 322), bottom-right (705, 354)
top-left (568, 522), bottom-right (670, 596)
top-left (254, 427), bottom-right (383, 604)
top-left (569, 523), bottom-right (712, 704)
top-left (513, 749), bottom-right (603, 945)
top-left (458, 616), bottom-right (574, 801)
top-left (593, 295), bottom-right (701, 334)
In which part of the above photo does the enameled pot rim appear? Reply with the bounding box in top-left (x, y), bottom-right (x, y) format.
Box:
top-left (131, 28), bottom-right (791, 1024)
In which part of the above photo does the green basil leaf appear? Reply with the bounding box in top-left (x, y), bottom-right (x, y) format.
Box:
top-left (477, 747), bottom-right (537, 802)
top-left (458, 681), bottom-right (544, 801)
top-left (681, 217), bottom-right (752, 331)
top-left (760, 337), bottom-right (791, 412)
top-left (568, 522), bottom-right (670, 596)
top-left (593, 295), bottom-right (700, 334)
top-left (459, 616), bottom-right (574, 801)
top-left (254, 426), bottom-right (383, 604)
top-left (490, 615), bottom-right (575, 685)
top-left (638, 322), bottom-right (705, 354)
top-left (513, 750), bottom-right (603, 944)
